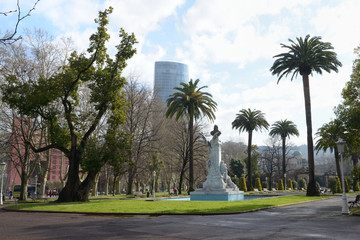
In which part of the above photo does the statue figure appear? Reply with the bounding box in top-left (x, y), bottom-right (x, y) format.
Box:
top-left (201, 125), bottom-right (222, 177)
top-left (200, 125), bottom-right (238, 191)
top-left (191, 125), bottom-right (243, 200)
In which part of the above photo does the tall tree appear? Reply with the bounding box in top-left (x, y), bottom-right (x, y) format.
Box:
top-left (315, 120), bottom-right (345, 181)
top-left (123, 76), bottom-right (162, 194)
top-left (335, 45), bottom-right (360, 167)
top-left (270, 35), bottom-right (342, 196)
top-left (260, 138), bottom-right (282, 190)
top-left (166, 79), bottom-right (217, 193)
top-left (269, 119), bottom-right (299, 189)
top-left (232, 108), bottom-right (269, 190)
top-left (0, 8), bottom-right (137, 202)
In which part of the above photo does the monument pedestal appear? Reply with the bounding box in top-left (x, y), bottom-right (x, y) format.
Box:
top-left (190, 189), bottom-right (244, 201)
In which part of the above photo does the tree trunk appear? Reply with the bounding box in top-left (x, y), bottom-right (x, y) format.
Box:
top-left (57, 151), bottom-right (82, 202)
top-left (127, 167), bottom-right (135, 195)
top-left (188, 111), bottom-right (194, 193)
top-left (334, 149), bottom-right (341, 182)
top-left (91, 172), bottom-right (100, 197)
top-left (77, 169), bottom-right (99, 201)
top-left (302, 74), bottom-right (319, 196)
top-left (282, 137), bottom-right (286, 190)
top-left (39, 149), bottom-right (51, 196)
top-left (20, 174), bottom-right (29, 201)
top-left (247, 130), bottom-right (253, 190)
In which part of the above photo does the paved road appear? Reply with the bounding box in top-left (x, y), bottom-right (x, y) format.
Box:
top-left (0, 196), bottom-right (359, 239)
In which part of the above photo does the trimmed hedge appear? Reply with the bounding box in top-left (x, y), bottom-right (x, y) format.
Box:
top-left (239, 177), bottom-right (247, 192)
top-left (255, 178), bottom-right (262, 191)
top-left (278, 179), bottom-right (284, 190)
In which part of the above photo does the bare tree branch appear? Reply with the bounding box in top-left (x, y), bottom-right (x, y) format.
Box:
top-left (1, 0), bottom-right (40, 45)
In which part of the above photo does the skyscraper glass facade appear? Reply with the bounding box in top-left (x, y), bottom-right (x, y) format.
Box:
top-left (154, 61), bottom-right (189, 103)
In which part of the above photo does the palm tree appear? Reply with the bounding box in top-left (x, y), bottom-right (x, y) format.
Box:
top-left (232, 108), bottom-right (269, 190)
top-left (315, 120), bottom-right (343, 182)
top-left (270, 35), bottom-right (342, 196)
top-left (166, 79), bottom-right (217, 193)
top-left (269, 119), bottom-right (299, 189)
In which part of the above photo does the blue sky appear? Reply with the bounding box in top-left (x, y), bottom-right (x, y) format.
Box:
top-left (1, 0), bottom-right (360, 146)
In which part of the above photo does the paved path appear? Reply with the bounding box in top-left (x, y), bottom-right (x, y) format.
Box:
top-left (0, 196), bottom-right (359, 239)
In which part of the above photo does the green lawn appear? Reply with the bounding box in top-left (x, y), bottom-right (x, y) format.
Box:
top-left (6, 195), bottom-right (328, 214)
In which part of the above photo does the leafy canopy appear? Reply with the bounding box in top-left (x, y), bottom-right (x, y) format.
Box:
top-left (232, 108), bottom-right (269, 133)
top-left (270, 34), bottom-right (342, 82)
top-left (269, 119), bottom-right (299, 139)
top-left (166, 78), bottom-right (217, 122)
top-left (0, 7), bottom-right (137, 156)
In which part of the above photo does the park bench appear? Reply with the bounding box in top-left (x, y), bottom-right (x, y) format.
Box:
top-left (348, 194), bottom-right (360, 208)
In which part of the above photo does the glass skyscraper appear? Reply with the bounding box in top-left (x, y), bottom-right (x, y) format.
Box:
top-left (154, 61), bottom-right (189, 103)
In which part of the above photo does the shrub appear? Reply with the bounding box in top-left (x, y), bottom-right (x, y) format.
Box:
top-left (292, 180), bottom-right (298, 190)
top-left (328, 177), bottom-right (337, 194)
top-left (316, 182), bottom-right (321, 193)
top-left (336, 176), bottom-right (342, 193)
top-left (277, 179), bottom-right (284, 190)
top-left (287, 179), bottom-right (294, 190)
top-left (345, 178), bottom-right (350, 193)
top-left (262, 181), bottom-right (268, 189)
top-left (239, 177), bottom-right (247, 192)
top-left (299, 179), bottom-right (307, 190)
top-left (254, 178), bottom-right (262, 191)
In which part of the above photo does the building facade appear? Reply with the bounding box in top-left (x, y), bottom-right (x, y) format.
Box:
top-left (4, 117), bottom-right (68, 192)
top-left (154, 61), bottom-right (189, 103)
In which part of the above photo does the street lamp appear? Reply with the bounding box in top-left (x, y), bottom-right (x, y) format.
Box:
top-left (0, 162), bottom-right (6, 205)
top-left (152, 171), bottom-right (156, 198)
top-left (284, 173), bottom-right (287, 192)
top-left (335, 138), bottom-right (350, 215)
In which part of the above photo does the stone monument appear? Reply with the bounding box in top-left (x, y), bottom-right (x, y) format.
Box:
top-left (190, 125), bottom-right (244, 201)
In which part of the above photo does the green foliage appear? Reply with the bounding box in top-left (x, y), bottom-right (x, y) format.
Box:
top-left (166, 79), bottom-right (217, 122)
top-left (269, 119), bottom-right (299, 140)
top-left (0, 8), bottom-right (137, 202)
top-left (299, 179), bottom-right (307, 190)
top-left (345, 178), bottom-right (350, 193)
top-left (336, 177), bottom-right (342, 193)
top-left (165, 78), bottom-right (217, 192)
top-left (316, 182), bottom-right (321, 193)
top-left (239, 177), bottom-right (247, 192)
top-left (232, 108), bottom-right (269, 133)
top-left (148, 152), bottom-right (164, 173)
top-left (232, 109), bottom-right (269, 190)
top-left (277, 179), bottom-right (284, 190)
top-left (287, 179), bottom-right (294, 190)
top-left (7, 196), bottom-right (329, 214)
top-left (255, 178), bottom-right (262, 191)
top-left (261, 181), bottom-right (268, 189)
top-left (271, 35), bottom-right (341, 197)
top-left (334, 46), bottom-right (360, 158)
top-left (270, 35), bottom-right (342, 82)
top-left (292, 180), bottom-right (298, 190)
top-left (229, 159), bottom-right (244, 178)
top-left (328, 177), bottom-right (338, 194)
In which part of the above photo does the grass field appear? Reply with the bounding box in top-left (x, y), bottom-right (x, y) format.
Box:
top-left (6, 195), bottom-right (328, 214)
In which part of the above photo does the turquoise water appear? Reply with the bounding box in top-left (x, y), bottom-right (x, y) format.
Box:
top-left (163, 195), bottom-right (273, 201)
